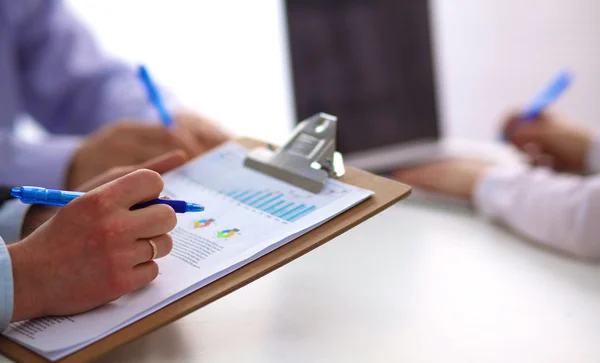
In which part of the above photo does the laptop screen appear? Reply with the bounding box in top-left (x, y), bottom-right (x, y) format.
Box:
top-left (285, 0), bottom-right (439, 156)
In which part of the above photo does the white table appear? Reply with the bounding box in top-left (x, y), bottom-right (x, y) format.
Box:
top-left (9, 199), bottom-right (591, 363)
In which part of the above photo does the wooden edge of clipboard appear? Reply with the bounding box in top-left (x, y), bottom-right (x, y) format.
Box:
top-left (0, 137), bottom-right (412, 363)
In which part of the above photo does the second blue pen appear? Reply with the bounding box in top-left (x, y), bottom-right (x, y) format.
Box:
top-left (10, 186), bottom-right (204, 214)
top-left (137, 64), bottom-right (175, 128)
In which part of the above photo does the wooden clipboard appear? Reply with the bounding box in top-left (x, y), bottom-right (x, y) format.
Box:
top-left (0, 137), bottom-right (411, 362)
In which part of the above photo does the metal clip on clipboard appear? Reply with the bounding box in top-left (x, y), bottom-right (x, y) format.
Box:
top-left (244, 113), bottom-right (345, 193)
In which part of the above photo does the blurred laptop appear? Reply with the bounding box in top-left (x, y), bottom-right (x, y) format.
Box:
top-left (284, 0), bottom-right (522, 189)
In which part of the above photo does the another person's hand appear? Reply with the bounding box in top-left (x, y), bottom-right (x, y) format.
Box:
top-left (22, 150), bottom-right (188, 239)
top-left (503, 110), bottom-right (592, 173)
top-left (66, 122), bottom-right (201, 189)
top-left (9, 169), bottom-right (178, 322)
top-left (67, 115), bottom-right (232, 189)
top-left (393, 159), bottom-right (493, 200)
top-left (173, 111), bottom-right (233, 152)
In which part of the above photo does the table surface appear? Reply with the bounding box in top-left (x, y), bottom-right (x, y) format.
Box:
top-left (5, 199), bottom-right (598, 363)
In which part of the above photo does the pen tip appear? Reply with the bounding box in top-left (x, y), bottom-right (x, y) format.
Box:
top-left (186, 203), bottom-right (205, 213)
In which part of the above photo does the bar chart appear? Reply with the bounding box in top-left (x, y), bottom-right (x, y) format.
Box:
top-left (174, 144), bottom-right (361, 224)
top-left (220, 189), bottom-right (317, 222)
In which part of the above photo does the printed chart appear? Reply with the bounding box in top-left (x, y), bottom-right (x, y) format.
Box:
top-left (175, 144), bottom-right (357, 223)
top-left (220, 189), bottom-right (317, 222)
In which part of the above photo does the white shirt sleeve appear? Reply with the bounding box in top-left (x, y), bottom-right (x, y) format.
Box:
top-left (473, 164), bottom-right (600, 259)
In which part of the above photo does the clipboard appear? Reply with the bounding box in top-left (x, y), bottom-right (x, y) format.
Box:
top-left (0, 136), bottom-right (411, 363)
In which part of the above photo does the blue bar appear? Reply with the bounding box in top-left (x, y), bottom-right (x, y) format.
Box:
top-left (227, 190), bottom-right (238, 197)
top-left (242, 191), bottom-right (262, 204)
top-left (250, 193), bottom-right (272, 207)
top-left (289, 205), bottom-right (317, 222)
top-left (258, 195), bottom-right (283, 210)
top-left (280, 204), bottom-right (306, 219)
top-left (234, 190), bottom-right (250, 200)
top-left (265, 200), bottom-right (285, 213)
top-left (273, 203), bottom-right (295, 217)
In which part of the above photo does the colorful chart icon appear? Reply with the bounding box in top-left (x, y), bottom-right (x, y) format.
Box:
top-left (193, 218), bottom-right (215, 229)
top-left (216, 228), bottom-right (240, 239)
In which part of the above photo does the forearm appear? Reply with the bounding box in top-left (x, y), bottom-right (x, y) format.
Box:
top-left (474, 165), bottom-right (600, 258)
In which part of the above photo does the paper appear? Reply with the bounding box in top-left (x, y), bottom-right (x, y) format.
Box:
top-left (3, 143), bottom-right (373, 360)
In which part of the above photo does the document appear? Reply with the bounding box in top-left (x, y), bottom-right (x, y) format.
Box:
top-left (2, 143), bottom-right (373, 361)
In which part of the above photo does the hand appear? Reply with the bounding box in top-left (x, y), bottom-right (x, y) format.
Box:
top-left (393, 159), bottom-right (493, 200)
top-left (66, 122), bottom-right (202, 189)
top-left (9, 169), bottom-right (178, 322)
top-left (173, 111), bottom-right (233, 152)
top-left (502, 110), bottom-right (592, 173)
top-left (21, 150), bottom-right (188, 239)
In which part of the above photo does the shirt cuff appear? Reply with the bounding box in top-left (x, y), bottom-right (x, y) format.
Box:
top-left (0, 200), bottom-right (31, 244)
top-left (473, 164), bottom-right (531, 219)
top-left (0, 237), bottom-right (14, 332)
top-left (10, 135), bottom-right (82, 189)
top-left (585, 135), bottom-right (600, 174)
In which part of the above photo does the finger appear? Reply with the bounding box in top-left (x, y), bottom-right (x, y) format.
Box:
top-left (125, 142), bottom-right (167, 165)
top-left (503, 117), bottom-right (522, 140)
top-left (172, 127), bottom-right (205, 157)
top-left (140, 150), bottom-right (188, 174)
top-left (187, 116), bottom-right (232, 148)
top-left (136, 124), bottom-right (173, 144)
top-left (76, 151), bottom-right (187, 192)
top-left (76, 165), bottom-right (136, 192)
top-left (532, 153), bottom-right (555, 169)
top-left (131, 204), bottom-right (178, 238)
top-left (95, 169), bottom-right (164, 209)
top-left (501, 109), bottom-right (525, 138)
top-left (393, 165), bottom-right (437, 188)
top-left (501, 108), bottom-right (548, 140)
top-left (132, 234), bottom-right (173, 265)
top-left (511, 125), bottom-right (547, 149)
top-left (522, 142), bottom-right (542, 156)
top-left (133, 126), bottom-right (195, 159)
top-left (128, 261), bottom-right (160, 292)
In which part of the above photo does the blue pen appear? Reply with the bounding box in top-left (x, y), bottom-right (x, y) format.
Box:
top-left (10, 186), bottom-right (204, 213)
top-left (137, 64), bottom-right (174, 128)
top-left (501, 70), bottom-right (572, 141)
top-left (521, 70), bottom-right (573, 122)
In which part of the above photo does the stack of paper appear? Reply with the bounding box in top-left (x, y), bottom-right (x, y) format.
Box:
top-left (3, 143), bottom-right (373, 361)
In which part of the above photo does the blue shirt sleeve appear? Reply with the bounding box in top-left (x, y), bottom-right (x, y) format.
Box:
top-left (14, 0), bottom-right (161, 134)
top-left (0, 0), bottom-right (179, 188)
top-left (0, 236), bottom-right (14, 332)
top-left (0, 133), bottom-right (82, 189)
top-left (0, 200), bottom-right (30, 244)
top-left (0, 200), bottom-right (27, 330)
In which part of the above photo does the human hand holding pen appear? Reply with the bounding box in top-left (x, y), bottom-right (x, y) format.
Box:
top-left (138, 64), bottom-right (232, 153)
top-left (499, 70), bottom-right (591, 172)
top-left (65, 65), bottom-right (232, 189)
top-left (65, 122), bottom-right (202, 189)
top-left (8, 168), bottom-right (178, 322)
top-left (23, 150), bottom-right (189, 239)
top-left (502, 110), bottom-right (592, 173)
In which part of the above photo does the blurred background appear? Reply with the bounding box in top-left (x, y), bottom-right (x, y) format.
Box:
top-left (55, 0), bottom-right (600, 144)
